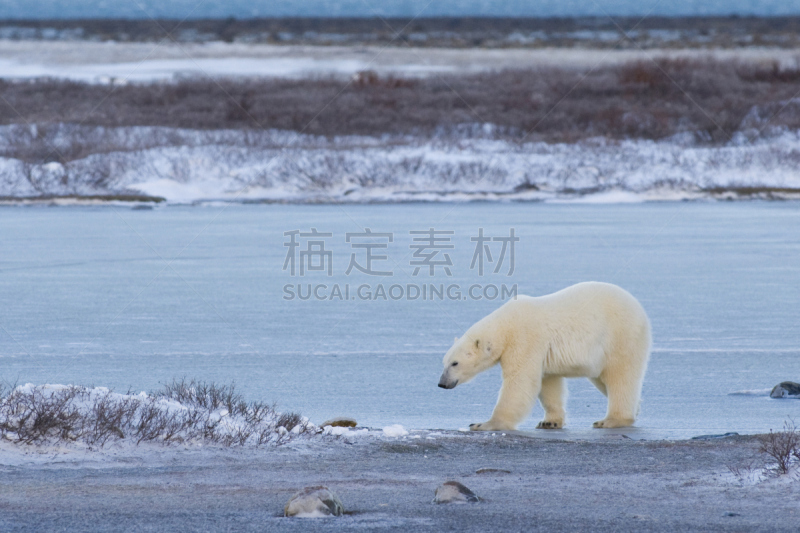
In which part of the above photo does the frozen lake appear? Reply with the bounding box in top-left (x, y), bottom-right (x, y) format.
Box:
top-left (1, 202), bottom-right (799, 439)
top-left (1, 42), bottom-right (797, 84)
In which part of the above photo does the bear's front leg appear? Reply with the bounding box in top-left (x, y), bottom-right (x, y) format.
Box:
top-left (535, 375), bottom-right (566, 429)
top-left (469, 374), bottom-right (538, 431)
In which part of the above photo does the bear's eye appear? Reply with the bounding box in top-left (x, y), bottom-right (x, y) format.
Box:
top-left (451, 362), bottom-right (458, 367)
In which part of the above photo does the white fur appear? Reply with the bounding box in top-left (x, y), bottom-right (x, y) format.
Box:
top-left (438, 282), bottom-right (651, 431)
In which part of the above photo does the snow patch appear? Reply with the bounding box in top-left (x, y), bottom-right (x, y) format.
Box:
top-left (322, 426), bottom-right (371, 438)
top-left (382, 424), bottom-right (409, 437)
top-left (728, 389), bottom-right (773, 396)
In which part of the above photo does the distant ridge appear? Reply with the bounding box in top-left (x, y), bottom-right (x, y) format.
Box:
top-left (0, 16), bottom-right (799, 48)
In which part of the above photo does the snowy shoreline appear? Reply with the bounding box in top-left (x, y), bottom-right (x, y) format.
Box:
top-left (2, 123), bottom-right (800, 204)
top-left (0, 382), bottom-right (789, 461)
top-left (2, 382), bottom-right (798, 530)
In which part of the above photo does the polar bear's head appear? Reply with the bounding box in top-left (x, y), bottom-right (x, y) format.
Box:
top-left (438, 334), bottom-right (496, 389)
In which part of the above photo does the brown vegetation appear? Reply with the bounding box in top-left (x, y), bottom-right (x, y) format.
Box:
top-left (1, 58), bottom-right (800, 163)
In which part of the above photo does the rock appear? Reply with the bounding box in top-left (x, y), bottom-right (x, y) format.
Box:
top-left (284, 486), bottom-right (344, 518)
top-left (691, 432), bottom-right (739, 440)
top-left (475, 468), bottom-right (511, 475)
top-left (770, 382), bottom-right (800, 398)
top-left (433, 481), bottom-right (480, 504)
top-left (320, 417), bottom-right (357, 428)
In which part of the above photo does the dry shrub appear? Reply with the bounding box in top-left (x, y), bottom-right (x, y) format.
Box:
top-left (88, 393), bottom-right (139, 446)
top-left (8, 386), bottom-right (84, 444)
top-left (738, 62), bottom-right (800, 83)
top-left (157, 378), bottom-right (249, 417)
top-left (0, 380), bottom-right (312, 448)
top-left (352, 70), bottom-right (415, 89)
top-left (618, 61), bottom-right (674, 89)
top-left (759, 419), bottom-right (800, 476)
top-left (727, 458), bottom-right (759, 483)
top-left (276, 412), bottom-right (302, 432)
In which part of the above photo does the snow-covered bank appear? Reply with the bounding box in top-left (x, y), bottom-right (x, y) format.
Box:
top-left (2, 123), bottom-right (800, 204)
top-left (0, 381), bottom-right (429, 459)
top-left (0, 381), bottom-right (317, 448)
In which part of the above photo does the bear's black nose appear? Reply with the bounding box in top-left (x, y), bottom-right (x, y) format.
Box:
top-left (438, 383), bottom-right (447, 389)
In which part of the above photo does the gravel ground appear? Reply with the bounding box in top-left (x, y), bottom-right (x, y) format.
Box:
top-left (0, 430), bottom-right (797, 532)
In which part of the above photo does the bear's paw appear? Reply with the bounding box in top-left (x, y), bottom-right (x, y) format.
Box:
top-left (592, 418), bottom-right (634, 429)
top-left (536, 421), bottom-right (561, 429)
top-left (469, 421), bottom-right (515, 431)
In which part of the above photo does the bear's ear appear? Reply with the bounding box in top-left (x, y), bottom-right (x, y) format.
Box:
top-left (454, 336), bottom-right (459, 344)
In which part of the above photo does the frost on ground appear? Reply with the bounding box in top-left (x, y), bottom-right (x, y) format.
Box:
top-left (0, 379), bottom-right (316, 448)
top-left (2, 122), bottom-right (800, 204)
top-left (2, 432), bottom-right (797, 532)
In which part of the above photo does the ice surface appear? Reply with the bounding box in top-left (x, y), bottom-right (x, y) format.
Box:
top-left (0, 203), bottom-right (799, 439)
top-left (0, 57), bottom-right (455, 83)
top-left (0, 41), bottom-right (798, 83)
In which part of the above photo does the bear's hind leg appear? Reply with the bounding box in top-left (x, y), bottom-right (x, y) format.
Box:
top-left (592, 373), bottom-right (638, 428)
top-left (536, 375), bottom-right (566, 429)
top-left (594, 318), bottom-right (650, 429)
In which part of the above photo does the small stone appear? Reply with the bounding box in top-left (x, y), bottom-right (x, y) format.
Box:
top-left (320, 417), bottom-right (357, 428)
top-left (475, 468), bottom-right (511, 475)
top-left (284, 486), bottom-right (344, 518)
top-left (433, 481), bottom-right (480, 504)
top-left (770, 382), bottom-right (800, 398)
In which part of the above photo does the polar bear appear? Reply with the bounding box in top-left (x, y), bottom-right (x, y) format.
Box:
top-left (438, 282), bottom-right (651, 430)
